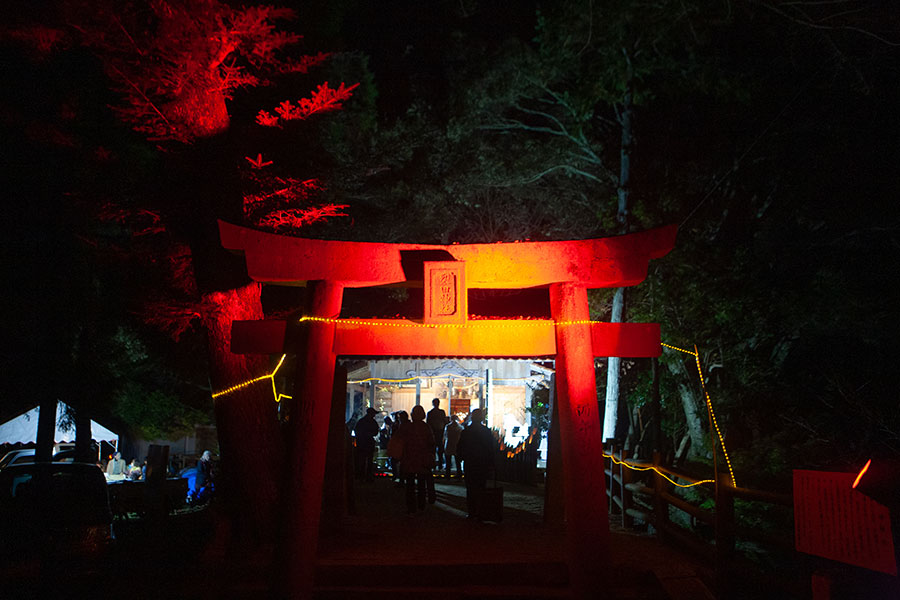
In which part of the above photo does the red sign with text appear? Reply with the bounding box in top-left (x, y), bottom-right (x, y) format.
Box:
top-left (794, 469), bottom-right (897, 575)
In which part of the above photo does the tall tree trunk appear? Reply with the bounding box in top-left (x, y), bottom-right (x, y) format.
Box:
top-left (667, 359), bottom-right (707, 460)
top-left (603, 54), bottom-right (634, 442)
top-left (74, 406), bottom-right (93, 464)
top-left (202, 282), bottom-right (283, 543)
top-left (650, 356), bottom-right (661, 454)
top-left (73, 326), bottom-right (102, 465)
top-left (603, 288), bottom-right (626, 442)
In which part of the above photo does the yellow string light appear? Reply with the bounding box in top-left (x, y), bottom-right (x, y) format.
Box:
top-left (212, 354), bottom-right (289, 403)
top-left (213, 316), bottom-right (737, 489)
top-left (299, 316), bottom-right (613, 329)
top-left (211, 373), bottom-right (275, 398)
top-left (661, 342), bottom-right (696, 356)
top-left (347, 374), bottom-right (541, 385)
top-left (348, 376), bottom-right (422, 384)
top-left (692, 347), bottom-right (737, 487)
top-left (603, 451), bottom-right (715, 488)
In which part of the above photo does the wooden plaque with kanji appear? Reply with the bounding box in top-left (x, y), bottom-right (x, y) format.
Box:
top-left (424, 261), bottom-right (467, 325)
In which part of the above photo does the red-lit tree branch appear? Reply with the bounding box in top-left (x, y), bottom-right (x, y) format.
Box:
top-left (67, 0), bottom-right (328, 142)
top-left (256, 204), bottom-right (349, 232)
top-left (256, 82), bottom-right (359, 127)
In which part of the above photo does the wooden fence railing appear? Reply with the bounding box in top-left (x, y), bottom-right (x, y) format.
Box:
top-left (605, 445), bottom-right (805, 599)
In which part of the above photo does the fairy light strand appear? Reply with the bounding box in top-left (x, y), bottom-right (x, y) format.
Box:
top-left (347, 375), bottom-right (541, 385)
top-left (299, 316), bottom-right (604, 328)
top-left (210, 317), bottom-right (738, 488)
top-left (212, 353), bottom-right (288, 402)
top-left (604, 451), bottom-right (716, 489)
top-left (691, 346), bottom-right (737, 487)
top-left (661, 342), bottom-right (696, 356)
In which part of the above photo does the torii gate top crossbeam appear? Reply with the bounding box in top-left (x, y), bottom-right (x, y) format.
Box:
top-left (219, 220), bottom-right (677, 289)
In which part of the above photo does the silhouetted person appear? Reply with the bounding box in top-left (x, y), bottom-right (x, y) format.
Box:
top-left (354, 407), bottom-right (380, 481)
top-left (396, 405), bottom-right (436, 513)
top-left (391, 411), bottom-right (410, 484)
top-left (443, 415), bottom-right (463, 477)
top-left (457, 408), bottom-right (494, 519)
top-left (379, 415), bottom-right (393, 450)
top-left (426, 398), bottom-right (448, 469)
top-left (378, 415), bottom-right (393, 473)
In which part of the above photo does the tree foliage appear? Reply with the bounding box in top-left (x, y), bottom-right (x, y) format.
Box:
top-left (302, 0), bottom-right (900, 480)
top-left (67, 0), bottom-right (322, 142)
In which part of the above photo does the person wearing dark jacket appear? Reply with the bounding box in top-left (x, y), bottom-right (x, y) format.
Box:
top-left (456, 408), bottom-right (494, 518)
top-left (443, 415), bottom-right (463, 477)
top-left (354, 407), bottom-right (380, 481)
top-left (395, 405), bottom-right (436, 513)
top-left (426, 398), bottom-right (448, 469)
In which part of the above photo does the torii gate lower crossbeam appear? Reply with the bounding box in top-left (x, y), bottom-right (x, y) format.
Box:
top-left (219, 220), bottom-right (677, 600)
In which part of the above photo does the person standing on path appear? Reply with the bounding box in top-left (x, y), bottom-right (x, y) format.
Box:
top-left (354, 407), bottom-right (380, 481)
top-left (443, 415), bottom-right (463, 477)
top-left (396, 405), bottom-right (436, 513)
top-left (456, 408), bottom-right (494, 519)
top-left (426, 398), bottom-right (448, 470)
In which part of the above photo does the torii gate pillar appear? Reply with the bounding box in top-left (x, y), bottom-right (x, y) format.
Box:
top-left (550, 282), bottom-right (610, 598)
top-left (278, 280), bottom-right (343, 599)
top-left (219, 220), bottom-right (677, 600)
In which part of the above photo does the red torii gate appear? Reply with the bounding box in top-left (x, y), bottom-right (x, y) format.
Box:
top-left (218, 219), bottom-right (677, 599)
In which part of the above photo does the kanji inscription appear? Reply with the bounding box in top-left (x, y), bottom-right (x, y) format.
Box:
top-left (436, 272), bottom-right (457, 315)
top-left (424, 261), bottom-right (466, 324)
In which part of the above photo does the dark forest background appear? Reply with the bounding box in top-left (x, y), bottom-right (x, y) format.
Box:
top-left (2, 0), bottom-right (899, 495)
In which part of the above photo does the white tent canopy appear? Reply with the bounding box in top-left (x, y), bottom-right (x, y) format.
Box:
top-left (0, 401), bottom-right (119, 445)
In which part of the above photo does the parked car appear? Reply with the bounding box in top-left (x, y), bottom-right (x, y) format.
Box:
top-left (0, 448), bottom-right (83, 470)
top-left (0, 448), bottom-right (35, 470)
top-left (0, 462), bottom-right (114, 566)
top-left (51, 448), bottom-right (77, 463)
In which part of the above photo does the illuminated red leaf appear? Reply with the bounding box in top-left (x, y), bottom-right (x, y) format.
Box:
top-left (245, 153), bottom-right (273, 169)
top-left (256, 111), bottom-right (280, 127)
top-left (69, 0), bottom-right (308, 143)
top-left (256, 82), bottom-right (359, 127)
top-left (255, 204), bottom-right (349, 232)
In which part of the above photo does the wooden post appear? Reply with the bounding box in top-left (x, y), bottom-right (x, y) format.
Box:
top-left (277, 280), bottom-right (343, 600)
top-left (715, 477), bottom-right (736, 598)
top-left (415, 370), bottom-right (421, 406)
top-left (549, 282), bottom-right (610, 600)
top-left (484, 368), bottom-right (492, 413)
top-left (322, 365), bottom-right (349, 533)
top-left (143, 444), bottom-right (169, 526)
top-left (607, 444), bottom-right (619, 519)
top-left (605, 444), bottom-right (613, 518)
top-left (621, 447), bottom-right (633, 528)
top-left (652, 451), bottom-right (669, 540)
top-left (543, 374), bottom-right (564, 526)
top-left (650, 357), bottom-right (661, 454)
